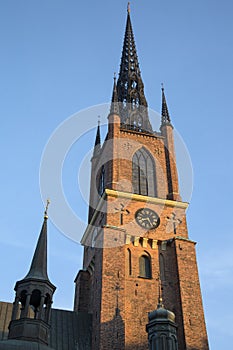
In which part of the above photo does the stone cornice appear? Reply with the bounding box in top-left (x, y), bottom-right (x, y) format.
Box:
top-left (81, 190), bottom-right (188, 245)
top-left (105, 189), bottom-right (189, 209)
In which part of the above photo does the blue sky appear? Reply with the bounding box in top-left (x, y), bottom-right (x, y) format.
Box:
top-left (1, 1), bottom-right (233, 349)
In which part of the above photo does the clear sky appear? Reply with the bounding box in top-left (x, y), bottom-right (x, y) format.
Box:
top-left (1, 1), bottom-right (233, 349)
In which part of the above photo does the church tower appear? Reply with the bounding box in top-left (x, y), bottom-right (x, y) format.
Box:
top-left (74, 5), bottom-right (209, 350)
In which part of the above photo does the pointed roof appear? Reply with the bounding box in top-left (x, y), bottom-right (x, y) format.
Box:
top-left (24, 205), bottom-right (50, 281)
top-left (110, 75), bottom-right (120, 115)
top-left (93, 119), bottom-right (101, 157)
top-left (116, 5), bottom-right (152, 132)
top-left (161, 85), bottom-right (172, 126)
top-left (94, 119), bottom-right (101, 148)
top-left (117, 7), bottom-right (145, 105)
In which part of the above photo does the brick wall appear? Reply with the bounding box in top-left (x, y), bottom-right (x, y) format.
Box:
top-left (76, 114), bottom-right (209, 350)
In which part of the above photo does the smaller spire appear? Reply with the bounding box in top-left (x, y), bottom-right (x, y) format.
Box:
top-left (161, 84), bottom-right (172, 126)
top-left (93, 118), bottom-right (101, 156)
top-left (110, 74), bottom-right (120, 116)
top-left (24, 202), bottom-right (51, 281)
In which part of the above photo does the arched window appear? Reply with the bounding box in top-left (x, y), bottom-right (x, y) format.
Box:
top-left (132, 147), bottom-right (156, 197)
top-left (19, 290), bottom-right (27, 308)
top-left (159, 253), bottom-right (165, 281)
top-left (30, 289), bottom-right (41, 318)
top-left (139, 254), bottom-right (152, 278)
top-left (127, 248), bottom-right (132, 275)
top-left (98, 165), bottom-right (105, 196)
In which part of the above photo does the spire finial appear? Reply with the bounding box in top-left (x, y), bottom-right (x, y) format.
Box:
top-left (157, 273), bottom-right (164, 308)
top-left (98, 115), bottom-right (100, 126)
top-left (127, 2), bottom-right (130, 13)
top-left (44, 199), bottom-right (50, 219)
top-left (161, 82), bottom-right (164, 91)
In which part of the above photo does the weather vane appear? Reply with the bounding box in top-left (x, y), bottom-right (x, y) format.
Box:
top-left (44, 199), bottom-right (50, 219)
top-left (127, 2), bottom-right (130, 13)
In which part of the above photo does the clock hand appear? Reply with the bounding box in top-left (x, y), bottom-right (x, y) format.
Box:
top-left (147, 218), bottom-right (153, 225)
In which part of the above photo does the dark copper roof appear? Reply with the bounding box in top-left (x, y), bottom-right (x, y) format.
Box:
top-left (0, 302), bottom-right (92, 350)
top-left (23, 216), bottom-right (50, 282)
top-left (0, 340), bottom-right (55, 350)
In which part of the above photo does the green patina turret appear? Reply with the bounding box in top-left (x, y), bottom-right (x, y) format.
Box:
top-left (146, 296), bottom-right (178, 350)
top-left (0, 202), bottom-right (56, 349)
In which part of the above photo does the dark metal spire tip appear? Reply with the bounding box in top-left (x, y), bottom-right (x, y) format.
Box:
top-left (44, 199), bottom-right (50, 219)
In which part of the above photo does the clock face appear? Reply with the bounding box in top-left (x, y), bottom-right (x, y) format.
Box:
top-left (135, 208), bottom-right (160, 230)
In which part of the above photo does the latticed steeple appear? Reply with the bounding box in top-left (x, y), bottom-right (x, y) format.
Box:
top-left (116, 4), bottom-right (152, 132)
top-left (161, 85), bottom-right (172, 126)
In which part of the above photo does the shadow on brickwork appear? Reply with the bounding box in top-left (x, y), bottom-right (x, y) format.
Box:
top-left (188, 336), bottom-right (209, 350)
top-left (99, 309), bottom-right (125, 349)
top-left (100, 310), bottom-right (149, 350)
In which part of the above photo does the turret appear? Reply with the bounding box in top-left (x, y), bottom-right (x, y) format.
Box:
top-left (146, 298), bottom-right (179, 350)
top-left (8, 201), bottom-right (56, 345)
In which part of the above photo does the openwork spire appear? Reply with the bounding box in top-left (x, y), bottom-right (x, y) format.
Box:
top-left (161, 84), bottom-right (172, 126)
top-left (116, 5), bottom-right (152, 132)
top-left (110, 74), bottom-right (120, 115)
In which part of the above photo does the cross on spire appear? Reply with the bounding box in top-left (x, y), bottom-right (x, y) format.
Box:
top-left (44, 198), bottom-right (50, 219)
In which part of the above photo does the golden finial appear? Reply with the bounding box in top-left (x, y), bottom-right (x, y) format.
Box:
top-left (127, 2), bottom-right (130, 13)
top-left (157, 272), bottom-right (164, 308)
top-left (44, 199), bottom-right (50, 219)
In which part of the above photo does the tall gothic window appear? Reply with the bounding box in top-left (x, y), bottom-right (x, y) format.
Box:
top-left (139, 253), bottom-right (152, 278)
top-left (127, 248), bottom-right (132, 276)
top-left (98, 165), bottom-right (105, 196)
top-left (132, 147), bottom-right (156, 196)
top-left (159, 253), bottom-right (166, 281)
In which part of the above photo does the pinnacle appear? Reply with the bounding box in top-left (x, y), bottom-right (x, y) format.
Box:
top-left (161, 85), bottom-right (172, 126)
top-left (110, 75), bottom-right (120, 116)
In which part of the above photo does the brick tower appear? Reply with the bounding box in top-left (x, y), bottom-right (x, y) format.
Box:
top-left (74, 5), bottom-right (209, 350)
